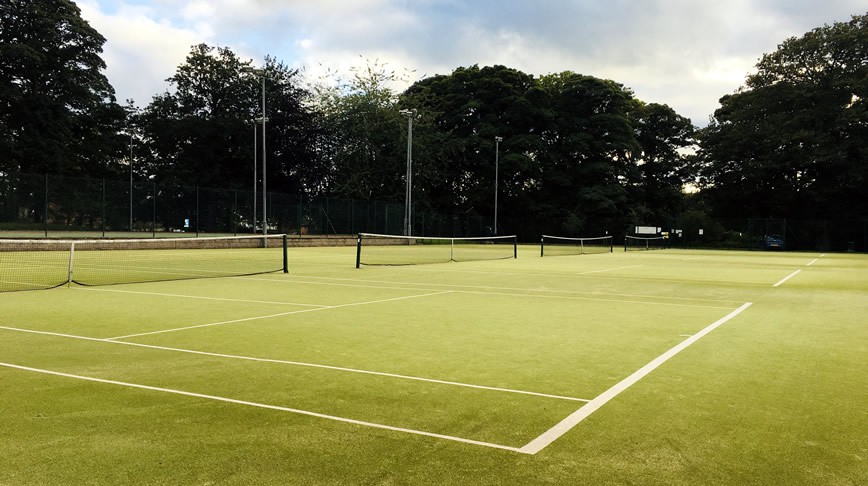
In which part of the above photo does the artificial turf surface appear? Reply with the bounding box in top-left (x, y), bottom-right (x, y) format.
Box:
top-left (0, 245), bottom-right (865, 484)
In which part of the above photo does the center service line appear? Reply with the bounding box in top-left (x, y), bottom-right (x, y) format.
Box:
top-left (519, 302), bottom-right (753, 455)
top-left (109, 290), bottom-right (453, 340)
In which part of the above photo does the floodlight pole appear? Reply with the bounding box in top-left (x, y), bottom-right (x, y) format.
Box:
top-left (243, 65), bottom-right (267, 235)
top-left (253, 121), bottom-right (257, 232)
top-left (129, 131), bottom-right (133, 232)
top-left (400, 109), bottom-right (417, 236)
top-left (261, 73), bottom-right (266, 236)
top-left (253, 116), bottom-right (268, 230)
top-left (494, 136), bottom-right (502, 235)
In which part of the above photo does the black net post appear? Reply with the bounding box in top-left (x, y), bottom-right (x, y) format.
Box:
top-left (513, 235), bottom-right (517, 258)
top-left (355, 234), bottom-right (363, 268)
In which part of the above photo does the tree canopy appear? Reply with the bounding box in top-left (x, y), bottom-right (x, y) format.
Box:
top-left (698, 13), bottom-right (867, 221)
top-left (0, 0), bottom-right (125, 176)
top-left (2, 4), bottom-right (865, 243)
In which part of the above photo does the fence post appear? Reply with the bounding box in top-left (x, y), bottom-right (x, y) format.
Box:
top-left (101, 178), bottom-right (106, 237)
top-left (152, 182), bottom-right (156, 238)
top-left (43, 174), bottom-right (48, 237)
top-left (297, 195), bottom-right (302, 236)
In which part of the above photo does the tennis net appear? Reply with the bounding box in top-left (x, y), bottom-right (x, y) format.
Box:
top-left (624, 235), bottom-right (668, 251)
top-left (0, 235), bottom-right (288, 292)
top-left (540, 235), bottom-right (613, 257)
top-left (356, 233), bottom-right (517, 267)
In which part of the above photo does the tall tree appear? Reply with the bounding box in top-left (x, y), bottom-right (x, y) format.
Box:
top-left (401, 65), bottom-right (545, 232)
top-left (0, 0), bottom-right (125, 176)
top-left (138, 44), bottom-right (317, 193)
top-left (629, 102), bottom-right (695, 223)
top-left (698, 13), bottom-right (868, 220)
top-left (307, 59), bottom-right (407, 200)
top-left (535, 72), bottom-right (639, 235)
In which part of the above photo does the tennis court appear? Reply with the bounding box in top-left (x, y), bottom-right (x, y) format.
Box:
top-left (1, 241), bottom-right (866, 484)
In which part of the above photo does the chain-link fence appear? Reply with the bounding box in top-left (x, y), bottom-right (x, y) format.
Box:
top-left (0, 173), bottom-right (490, 239)
top-left (2, 173), bottom-right (864, 250)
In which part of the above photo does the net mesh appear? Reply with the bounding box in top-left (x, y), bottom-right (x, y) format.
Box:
top-left (0, 235), bottom-right (287, 292)
top-left (624, 235), bottom-right (668, 251)
top-left (0, 240), bottom-right (71, 292)
top-left (356, 233), bottom-right (517, 266)
top-left (540, 235), bottom-right (613, 257)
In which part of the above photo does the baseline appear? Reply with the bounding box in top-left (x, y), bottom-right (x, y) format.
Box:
top-left (0, 361), bottom-right (527, 454)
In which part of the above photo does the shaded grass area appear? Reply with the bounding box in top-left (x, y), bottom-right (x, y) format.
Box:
top-left (1, 246), bottom-right (866, 484)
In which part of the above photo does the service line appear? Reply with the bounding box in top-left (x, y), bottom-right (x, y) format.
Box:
top-left (577, 265), bottom-right (643, 275)
top-left (0, 325), bottom-right (588, 403)
top-left (239, 274), bottom-right (746, 306)
top-left (0, 361), bottom-right (527, 454)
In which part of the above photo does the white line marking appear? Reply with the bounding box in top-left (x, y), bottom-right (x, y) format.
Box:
top-left (453, 289), bottom-right (733, 310)
top-left (0, 361), bottom-right (527, 454)
top-left (239, 274), bottom-right (751, 303)
top-left (108, 290), bottom-right (453, 340)
top-left (0, 325), bottom-right (588, 402)
top-left (773, 270), bottom-right (802, 287)
top-left (239, 275), bottom-right (743, 308)
top-left (75, 287), bottom-right (328, 307)
top-left (577, 265), bottom-right (643, 275)
top-left (806, 259), bottom-right (818, 266)
top-left (519, 302), bottom-right (753, 455)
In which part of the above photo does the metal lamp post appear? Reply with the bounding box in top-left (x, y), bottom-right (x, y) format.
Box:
top-left (129, 131), bottom-right (134, 231)
top-left (243, 66), bottom-right (267, 235)
top-left (251, 120), bottom-right (257, 232)
top-left (494, 136), bottom-right (502, 235)
top-left (399, 109), bottom-right (417, 236)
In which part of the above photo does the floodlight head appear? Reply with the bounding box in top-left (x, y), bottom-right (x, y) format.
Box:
top-left (241, 66), bottom-right (265, 75)
top-left (399, 108), bottom-right (417, 117)
top-left (495, 136), bottom-right (503, 142)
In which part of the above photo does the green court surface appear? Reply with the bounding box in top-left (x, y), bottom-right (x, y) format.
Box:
top-left (1, 246), bottom-right (866, 484)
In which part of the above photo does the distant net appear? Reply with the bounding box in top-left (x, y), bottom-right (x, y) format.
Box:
top-left (540, 235), bottom-right (613, 257)
top-left (624, 235), bottom-right (668, 251)
top-left (0, 235), bottom-right (288, 292)
top-left (356, 233), bottom-right (517, 267)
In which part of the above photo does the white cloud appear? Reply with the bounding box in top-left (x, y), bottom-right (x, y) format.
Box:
top-left (78, 0), bottom-right (213, 104)
top-left (77, 0), bottom-right (865, 125)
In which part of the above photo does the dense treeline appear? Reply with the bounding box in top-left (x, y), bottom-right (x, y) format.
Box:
top-left (2, 1), bottom-right (865, 238)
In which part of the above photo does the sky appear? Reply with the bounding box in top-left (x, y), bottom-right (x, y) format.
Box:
top-left (77, 0), bottom-right (865, 126)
